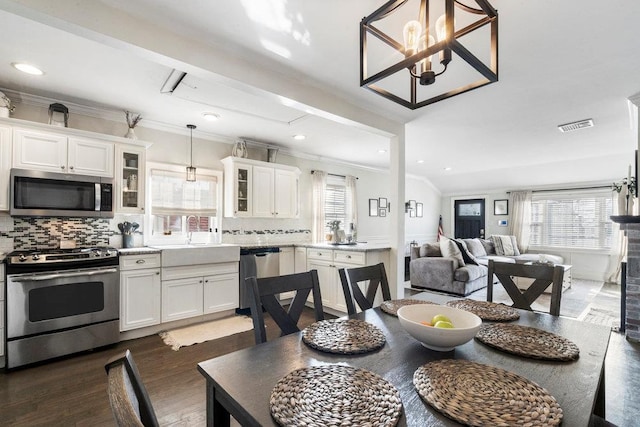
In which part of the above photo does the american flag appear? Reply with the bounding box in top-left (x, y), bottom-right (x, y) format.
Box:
top-left (437, 215), bottom-right (444, 241)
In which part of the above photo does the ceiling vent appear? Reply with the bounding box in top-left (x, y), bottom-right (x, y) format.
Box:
top-left (557, 119), bottom-right (594, 133)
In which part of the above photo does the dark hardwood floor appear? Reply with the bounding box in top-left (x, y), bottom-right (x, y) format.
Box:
top-left (1, 304), bottom-right (638, 426)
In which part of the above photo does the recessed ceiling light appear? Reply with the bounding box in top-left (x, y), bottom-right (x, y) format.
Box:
top-left (202, 112), bottom-right (219, 121)
top-left (293, 134), bottom-right (306, 140)
top-left (444, 167), bottom-right (452, 171)
top-left (417, 159), bottom-right (424, 164)
top-left (12, 62), bottom-right (44, 75)
top-left (378, 149), bottom-right (387, 154)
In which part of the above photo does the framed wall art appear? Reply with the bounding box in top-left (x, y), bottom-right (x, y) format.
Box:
top-left (494, 199), bottom-right (508, 215)
top-left (369, 198), bottom-right (379, 216)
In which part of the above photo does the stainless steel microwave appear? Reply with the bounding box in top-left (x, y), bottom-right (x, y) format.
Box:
top-left (10, 169), bottom-right (114, 218)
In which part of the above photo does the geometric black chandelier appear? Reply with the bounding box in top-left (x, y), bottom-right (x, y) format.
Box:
top-left (360, 0), bottom-right (498, 109)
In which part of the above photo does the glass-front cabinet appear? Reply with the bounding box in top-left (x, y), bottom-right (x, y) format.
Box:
top-left (232, 163), bottom-right (252, 217)
top-left (116, 144), bottom-right (145, 213)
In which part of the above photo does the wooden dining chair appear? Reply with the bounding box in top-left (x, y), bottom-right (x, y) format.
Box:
top-left (487, 259), bottom-right (564, 316)
top-left (339, 263), bottom-right (392, 315)
top-left (247, 270), bottom-right (325, 344)
top-left (104, 349), bottom-right (160, 427)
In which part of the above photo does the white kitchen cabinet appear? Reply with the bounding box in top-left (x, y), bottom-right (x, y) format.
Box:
top-left (162, 277), bottom-right (204, 322)
top-left (294, 247), bottom-right (307, 273)
top-left (119, 253), bottom-right (161, 331)
top-left (13, 128), bottom-right (114, 177)
top-left (115, 144), bottom-right (146, 213)
top-left (221, 156), bottom-right (299, 218)
top-left (278, 247), bottom-right (296, 299)
top-left (161, 261), bottom-right (239, 322)
top-left (0, 125), bottom-right (11, 210)
top-left (203, 273), bottom-right (239, 313)
top-left (306, 247), bottom-right (390, 313)
top-left (0, 264), bottom-right (5, 359)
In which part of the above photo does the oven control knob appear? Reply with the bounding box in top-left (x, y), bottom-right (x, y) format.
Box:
top-left (19, 254), bottom-right (27, 262)
top-left (105, 250), bottom-right (113, 257)
top-left (32, 254), bottom-right (40, 261)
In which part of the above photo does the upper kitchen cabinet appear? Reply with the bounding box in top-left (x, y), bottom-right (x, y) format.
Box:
top-left (115, 144), bottom-right (146, 213)
top-left (0, 125), bottom-right (11, 210)
top-left (221, 156), bottom-right (300, 218)
top-left (13, 128), bottom-right (114, 177)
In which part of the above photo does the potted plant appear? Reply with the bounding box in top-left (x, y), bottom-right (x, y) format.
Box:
top-left (327, 220), bottom-right (341, 243)
top-left (0, 91), bottom-right (15, 118)
top-left (613, 176), bottom-right (636, 215)
top-left (124, 110), bottom-right (142, 139)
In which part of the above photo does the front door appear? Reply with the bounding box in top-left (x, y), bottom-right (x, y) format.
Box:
top-left (454, 199), bottom-right (485, 239)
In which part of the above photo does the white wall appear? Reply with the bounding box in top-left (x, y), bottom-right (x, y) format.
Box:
top-left (405, 175), bottom-right (441, 249)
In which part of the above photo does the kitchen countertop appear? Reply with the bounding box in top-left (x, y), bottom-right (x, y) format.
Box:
top-left (118, 247), bottom-right (162, 255)
top-left (298, 242), bottom-right (391, 252)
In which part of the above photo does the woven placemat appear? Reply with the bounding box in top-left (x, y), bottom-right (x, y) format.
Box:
top-left (271, 365), bottom-right (402, 427)
top-left (380, 299), bottom-right (438, 316)
top-left (446, 299), bottom-right (520, 321)
top-left (475, 323), bottom-right (580, 361)
top-left (302, 319), bottom-right (386, 354)
top-left (414, 359), bottom-right (562, 426)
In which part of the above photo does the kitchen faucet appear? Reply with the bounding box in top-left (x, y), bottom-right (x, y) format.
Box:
top-left (186, 215), bottom-right (199, 244)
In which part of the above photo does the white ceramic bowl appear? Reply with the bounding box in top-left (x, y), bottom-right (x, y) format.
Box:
top-left (397, 304), bottom-right (482, 351)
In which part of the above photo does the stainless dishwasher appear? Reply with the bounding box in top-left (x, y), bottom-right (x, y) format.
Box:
top-left (237, 247), bottom-right (280, 313)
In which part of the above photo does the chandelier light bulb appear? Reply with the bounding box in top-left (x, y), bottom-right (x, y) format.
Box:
top-left (403, 20), bottom-right (422, 56)
top-left (419, 34), bottom-right (435, 73)
top-left (435, 14), bottom-right (456, 42)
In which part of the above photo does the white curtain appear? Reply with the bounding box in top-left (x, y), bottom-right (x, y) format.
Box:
top-left (345, 175), bottom-right (358, 236)
top-left (311, 170), bottom-right (327, 243)
top-left (508, 191), bottom-right (532, 253)
top-left (606, 191), bottom-right (627, 284)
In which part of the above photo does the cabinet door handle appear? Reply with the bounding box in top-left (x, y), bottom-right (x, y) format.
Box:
top-left (60, 165), bottom-right (65, 170)
top-left (199, 280), bottom-right (203, 283)
top-left (69, 165), bottom-right (74, 170)
top-left (205, 279), bottom-right (209, 283)
top-left (136, 259), bottom-right (146, 264)
top-left (347, 255), bottom-right (351, 259)
top-left (156, 272), bottom-right (160, 275)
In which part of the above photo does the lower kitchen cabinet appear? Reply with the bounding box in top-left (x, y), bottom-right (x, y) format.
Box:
top-left (162, 277), bottom-right (204, 322)
top-left (120, 253), bottom-right (161, 331)
top-left (306, 247), bottom-right (389, 314)
top-left (203, 273), bottom-right (239, 313)
top-left (0, 264), bottom-right (5, 359)
top-left (161, 262), bottom-right (239, 322)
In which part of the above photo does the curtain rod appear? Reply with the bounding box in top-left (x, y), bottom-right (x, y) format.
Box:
top-left (507, 185), bottom-right (612, 194)
top-left (311, 170), bottom-right (358, 179)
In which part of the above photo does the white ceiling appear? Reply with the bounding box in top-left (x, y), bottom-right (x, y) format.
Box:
top-left (0, 0), bottom-right (639, 194)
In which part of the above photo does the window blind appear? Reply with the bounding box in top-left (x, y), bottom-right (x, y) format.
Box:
top-left (325, 176), bottom-right (346, 230)
top-left (150, 169), bottom-right (217, 216)
top-left (529, 189), bottom-right (613, 250)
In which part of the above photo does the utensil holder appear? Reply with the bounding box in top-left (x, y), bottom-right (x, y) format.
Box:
top-left (123, 234), bottom-right (133, 248)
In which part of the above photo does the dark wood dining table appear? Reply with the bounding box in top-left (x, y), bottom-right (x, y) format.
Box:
top-left (197, 292), bottom-right (611, 427)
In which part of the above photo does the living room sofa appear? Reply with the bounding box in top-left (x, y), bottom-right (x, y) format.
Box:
top-left (409, 235), bottom-right (563, 296)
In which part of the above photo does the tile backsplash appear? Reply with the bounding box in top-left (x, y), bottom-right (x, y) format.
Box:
top-left (222, 228), bottom-right (311, 245)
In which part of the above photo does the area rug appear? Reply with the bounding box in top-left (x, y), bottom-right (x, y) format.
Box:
top-left (578, 306), bottom-right (620, 328)
top-left (159, 315), bottom-right (254, 351)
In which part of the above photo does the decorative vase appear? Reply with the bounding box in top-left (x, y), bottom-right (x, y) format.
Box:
top-left (618, 186), bottom-right (628, 214)
top-left (0, 106), bottom-right (9, 118)
top-left (125, 127), bottom-right (138, 140)
top-left (332, 229), bottom-right (340, 244)
top-left (232, 140), bottom-right (248, 158)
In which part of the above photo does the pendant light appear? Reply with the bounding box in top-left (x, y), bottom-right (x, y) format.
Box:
top-left (186, 124), bottom-right (196, 182)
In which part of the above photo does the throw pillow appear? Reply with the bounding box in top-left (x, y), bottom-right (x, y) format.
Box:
top-left (419, 243), bottom-right (442, 257)
top-left (439, 236), bottom-right (466, 267)
top-left (453, 239), bottom-right (478, 265)
top-left (462, 238), bottom-right (487, 258)
top-left (491, 235), bottom-right (519, 256)
top-left (480, 238), bottom-right (495, 255)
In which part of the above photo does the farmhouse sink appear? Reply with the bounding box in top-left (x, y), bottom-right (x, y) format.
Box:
top-left (150, 243), bottom-right (240, 267)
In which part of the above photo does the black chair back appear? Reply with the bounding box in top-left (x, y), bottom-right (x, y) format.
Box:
top-left (247, 270), bottom-right (324, 344)
top-left (104, 349), bottom-right (159, 427)
top-left (339, 263), bottom-right (391, 315)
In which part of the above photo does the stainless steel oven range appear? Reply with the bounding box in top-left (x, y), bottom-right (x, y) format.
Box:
top-left (5, 247), bottom-right (119, 369)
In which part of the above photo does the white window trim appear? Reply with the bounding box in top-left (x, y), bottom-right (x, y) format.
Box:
top-left (144, 161), bottom-right (223, 246)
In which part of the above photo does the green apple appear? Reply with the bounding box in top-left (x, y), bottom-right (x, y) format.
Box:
top-left (434, 320), bottom-right (455, 329)
top-left (431, 314), bottom-right (452, 325)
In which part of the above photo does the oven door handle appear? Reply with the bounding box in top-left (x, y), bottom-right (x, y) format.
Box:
top-left (10, 268), bottom-right (118, 282)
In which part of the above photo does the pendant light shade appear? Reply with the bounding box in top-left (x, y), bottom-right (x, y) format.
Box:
top-left (186, 124), bottom-right (196, 182)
